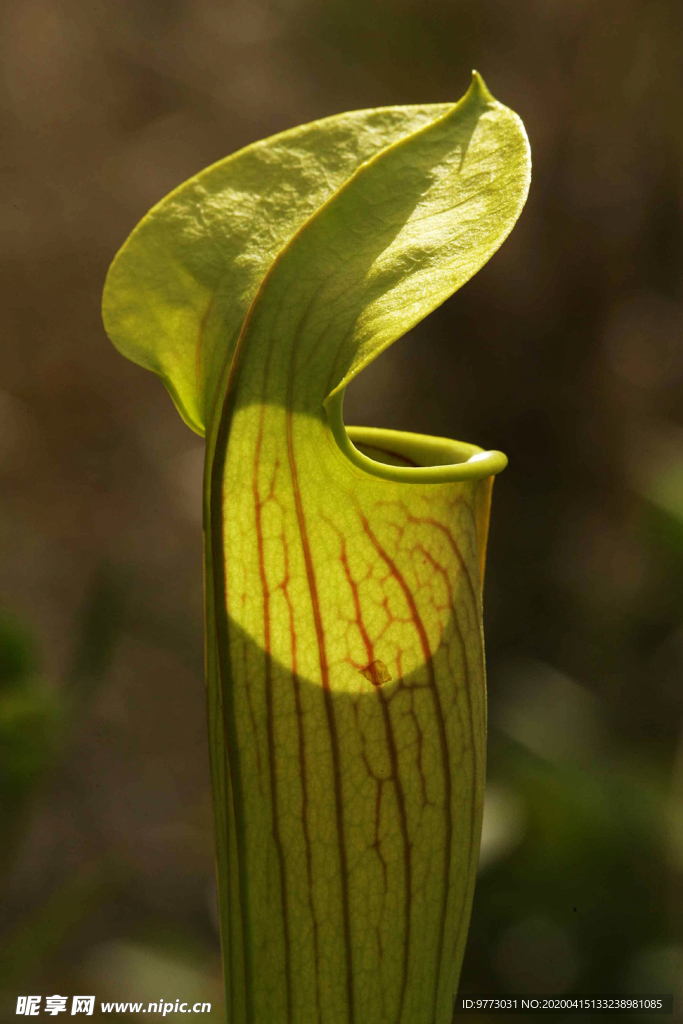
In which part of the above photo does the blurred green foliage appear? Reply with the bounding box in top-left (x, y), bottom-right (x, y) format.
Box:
top-left (0, 566), bottom-right (128, 870)
top-left (0, 614), bottom-right (58, 871)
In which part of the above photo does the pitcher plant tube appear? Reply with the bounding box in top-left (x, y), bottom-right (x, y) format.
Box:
top-left (102, 72), bottom-right (530, 1024)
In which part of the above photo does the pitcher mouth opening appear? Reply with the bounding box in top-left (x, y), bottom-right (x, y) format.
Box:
top-left (324, 389), bottom-right (508, 484)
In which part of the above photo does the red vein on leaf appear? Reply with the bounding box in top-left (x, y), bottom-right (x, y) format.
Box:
top-left (253, 407), bottom-right (293, 1024)
top-left (337, 528), bottom-right (413, 1022)
top-left (278, 525), bottom-right (323, 1024)
top-left (406, 512), bottom-right (484, 953)
top-left (285, 408), bottom-right (355, 1024)
top-left (358, 509), bottom-right (453, 1018)
top-left (209, 397), bottom-right (253, 1023)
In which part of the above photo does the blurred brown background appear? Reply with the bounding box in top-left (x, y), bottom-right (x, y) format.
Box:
top-left (1, 0), bottom-right (683, 1020)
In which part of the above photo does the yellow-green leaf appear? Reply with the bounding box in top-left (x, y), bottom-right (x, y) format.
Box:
top-left (103, 101), bottom-right (455, 433)
top-left (103, 72), bottom-right (530, 1024)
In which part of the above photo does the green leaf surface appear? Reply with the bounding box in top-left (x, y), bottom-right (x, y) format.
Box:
top-left (103, 101), bottom-right (454, 434)
top-left (103, 73), bottom-right (530, 1024)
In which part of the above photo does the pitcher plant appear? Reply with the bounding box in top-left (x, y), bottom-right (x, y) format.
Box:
top-left (102, 72), bottom-right (530, 1024)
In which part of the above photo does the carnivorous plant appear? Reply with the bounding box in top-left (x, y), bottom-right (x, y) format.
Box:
top-left (103, 72), bottom-right (530, 1024)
